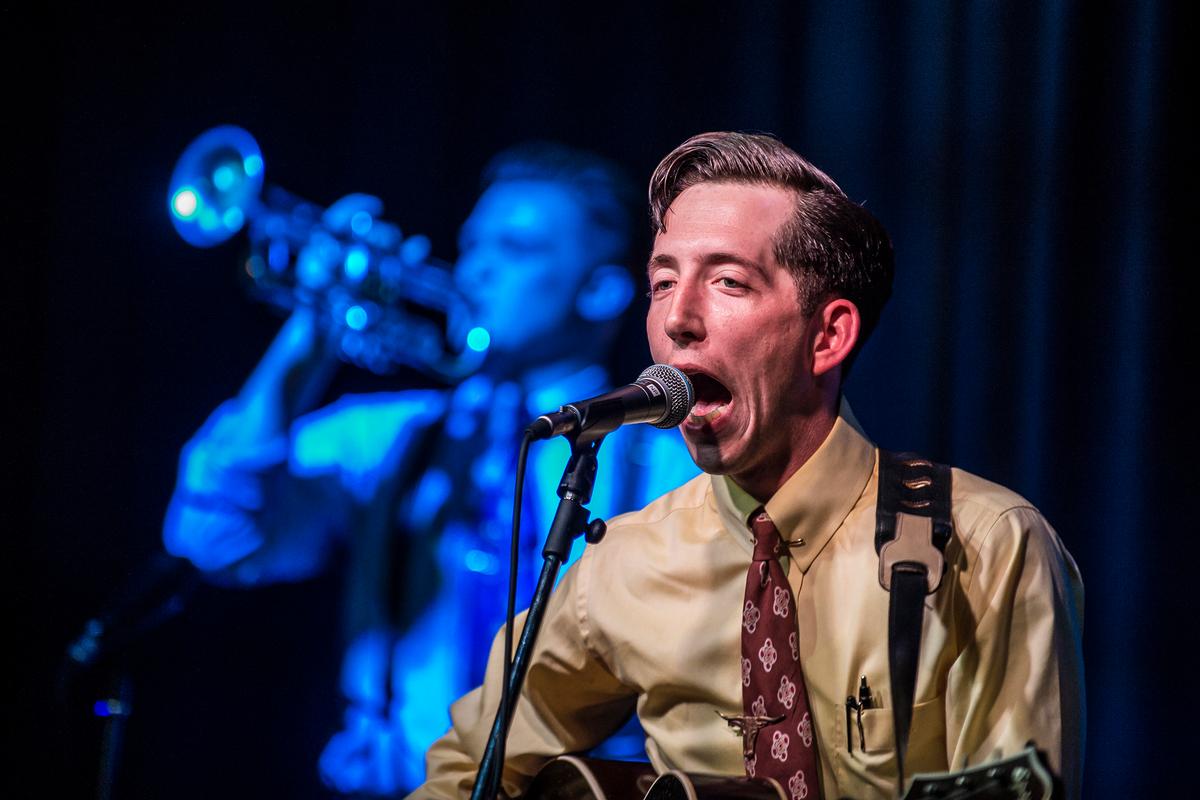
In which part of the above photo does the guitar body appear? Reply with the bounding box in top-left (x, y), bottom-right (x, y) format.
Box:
top-left (523, 756), bottom-right (783, 800)
top-left (525, 746), bottom-right (1055, 800)
top-left (644, 770), bottom-right (785, 800)
top-left (524, 756), bottom-right (658, 800)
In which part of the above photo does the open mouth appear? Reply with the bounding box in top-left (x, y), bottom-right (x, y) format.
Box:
top-left (684, 371), bottom-right (733, 427)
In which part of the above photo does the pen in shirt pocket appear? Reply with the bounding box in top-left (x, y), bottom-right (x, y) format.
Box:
top-left (844, 675), bottom-right (873, 752)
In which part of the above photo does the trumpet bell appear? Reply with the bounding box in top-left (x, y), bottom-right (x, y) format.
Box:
top-left (166, 125), bottom-right (488, 380)
top-left (168, 125), bottom-right (264, 247)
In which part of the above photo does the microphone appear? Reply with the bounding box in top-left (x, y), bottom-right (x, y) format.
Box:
top-left (526, 364), bottom-right (695, 441)
top-left (64, 554), bottom-right (200, 667)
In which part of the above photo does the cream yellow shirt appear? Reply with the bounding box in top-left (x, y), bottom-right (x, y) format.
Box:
top-left (413, 404), bottom-right (1085, 799)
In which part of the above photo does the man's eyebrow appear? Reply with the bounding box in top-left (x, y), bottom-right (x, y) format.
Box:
top-left (647, 253), bottom-right (676, 275)
top-left (647, 251), bottom-right (770, 280)
top-left (701, 252), bottom-right (769, 278)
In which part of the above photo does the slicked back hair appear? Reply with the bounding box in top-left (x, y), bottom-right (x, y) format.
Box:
top-left (648, 131), bottom-right (894, 374)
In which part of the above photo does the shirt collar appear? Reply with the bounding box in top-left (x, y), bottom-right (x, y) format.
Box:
top-left (711, 397), bottom-right (876, 573)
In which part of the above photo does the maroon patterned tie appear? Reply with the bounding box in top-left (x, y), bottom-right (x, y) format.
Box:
top-left (738, 506), bottom-right (821, 799)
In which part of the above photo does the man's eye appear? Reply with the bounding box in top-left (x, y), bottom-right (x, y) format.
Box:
top-left (719, 277), bottom-right (745, 289)
top-left (650, 279), bottom-right (675, 295)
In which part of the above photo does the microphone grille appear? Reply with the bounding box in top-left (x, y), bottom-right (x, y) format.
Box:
top-left (638, 364), bottom-right (696, 429)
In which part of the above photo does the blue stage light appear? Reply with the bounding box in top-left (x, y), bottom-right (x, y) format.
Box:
top-left (464, 549), bottom-right (497, 574)
top-left (171, 187), bottom-right (199, 219)
top-left (344, 246), bottom-right (369, 281)
top-left (466, 327), bottom-right (491, 353)
top-left (297, 250), bottom-right (333, 289)
top-left (92, 699), bottom-right (127, 717)
top-left (346, 305), bottom-right (369, 331)
top-left (212, 164), bottom-right (238, 192)
top-left (199, 207), bottom-right (219, 231)
top-left (242, 154), bottom-right (263, 177)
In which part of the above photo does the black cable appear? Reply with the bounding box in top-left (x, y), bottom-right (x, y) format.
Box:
top-left (493, 429), bottom-right (533, 794)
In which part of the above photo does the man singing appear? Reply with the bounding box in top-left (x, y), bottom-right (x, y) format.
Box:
top-left (412, 132), bottom-right (1084, 799)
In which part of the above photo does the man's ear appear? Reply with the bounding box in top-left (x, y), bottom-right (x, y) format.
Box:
top-left (810, 298), bottom-right (861, 378)
top-left (576, 264), bottom-right (635, 322)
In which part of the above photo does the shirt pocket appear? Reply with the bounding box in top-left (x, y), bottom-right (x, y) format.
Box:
top-left (833, 694), bottom-right (948, 794)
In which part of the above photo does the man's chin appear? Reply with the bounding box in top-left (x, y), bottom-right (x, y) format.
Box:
top-left (683, 438), bottom-right (737, 477)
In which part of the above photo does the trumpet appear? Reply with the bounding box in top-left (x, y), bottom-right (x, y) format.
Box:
top-left (167, 125), bottom-right (488, 379)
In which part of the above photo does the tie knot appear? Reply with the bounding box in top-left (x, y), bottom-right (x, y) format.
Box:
top-left (748, 507), bottom-right (784, 560)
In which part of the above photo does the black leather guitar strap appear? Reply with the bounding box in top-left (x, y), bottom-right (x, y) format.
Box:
top-left (875, 450), bottom-right (953, 790)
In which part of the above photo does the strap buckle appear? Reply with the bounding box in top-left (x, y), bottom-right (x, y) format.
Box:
top-left (878, 512), bottom-right (944, 594)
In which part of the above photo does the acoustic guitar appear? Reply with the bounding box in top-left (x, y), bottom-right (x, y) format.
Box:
top-left (523, 746), bottom-right (1054, 800)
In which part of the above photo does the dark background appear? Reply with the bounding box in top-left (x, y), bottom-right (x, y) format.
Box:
top-left (9, 4), bottom-right (1189, 798)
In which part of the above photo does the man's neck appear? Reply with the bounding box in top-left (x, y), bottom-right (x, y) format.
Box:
top-left (730, 401), bottom-right (840, 504)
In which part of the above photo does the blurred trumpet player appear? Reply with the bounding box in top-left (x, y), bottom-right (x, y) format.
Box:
top-left (162, 142), bottom-right (697, 794)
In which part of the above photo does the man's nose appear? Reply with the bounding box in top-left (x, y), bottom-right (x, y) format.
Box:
top-left (663, 280), bottom-right (706, 346)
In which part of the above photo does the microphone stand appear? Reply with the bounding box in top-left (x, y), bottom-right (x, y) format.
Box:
top-left (470, 432), bottom-right (608, 800)
top-left (60, 554), bottom-right (200, 800)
